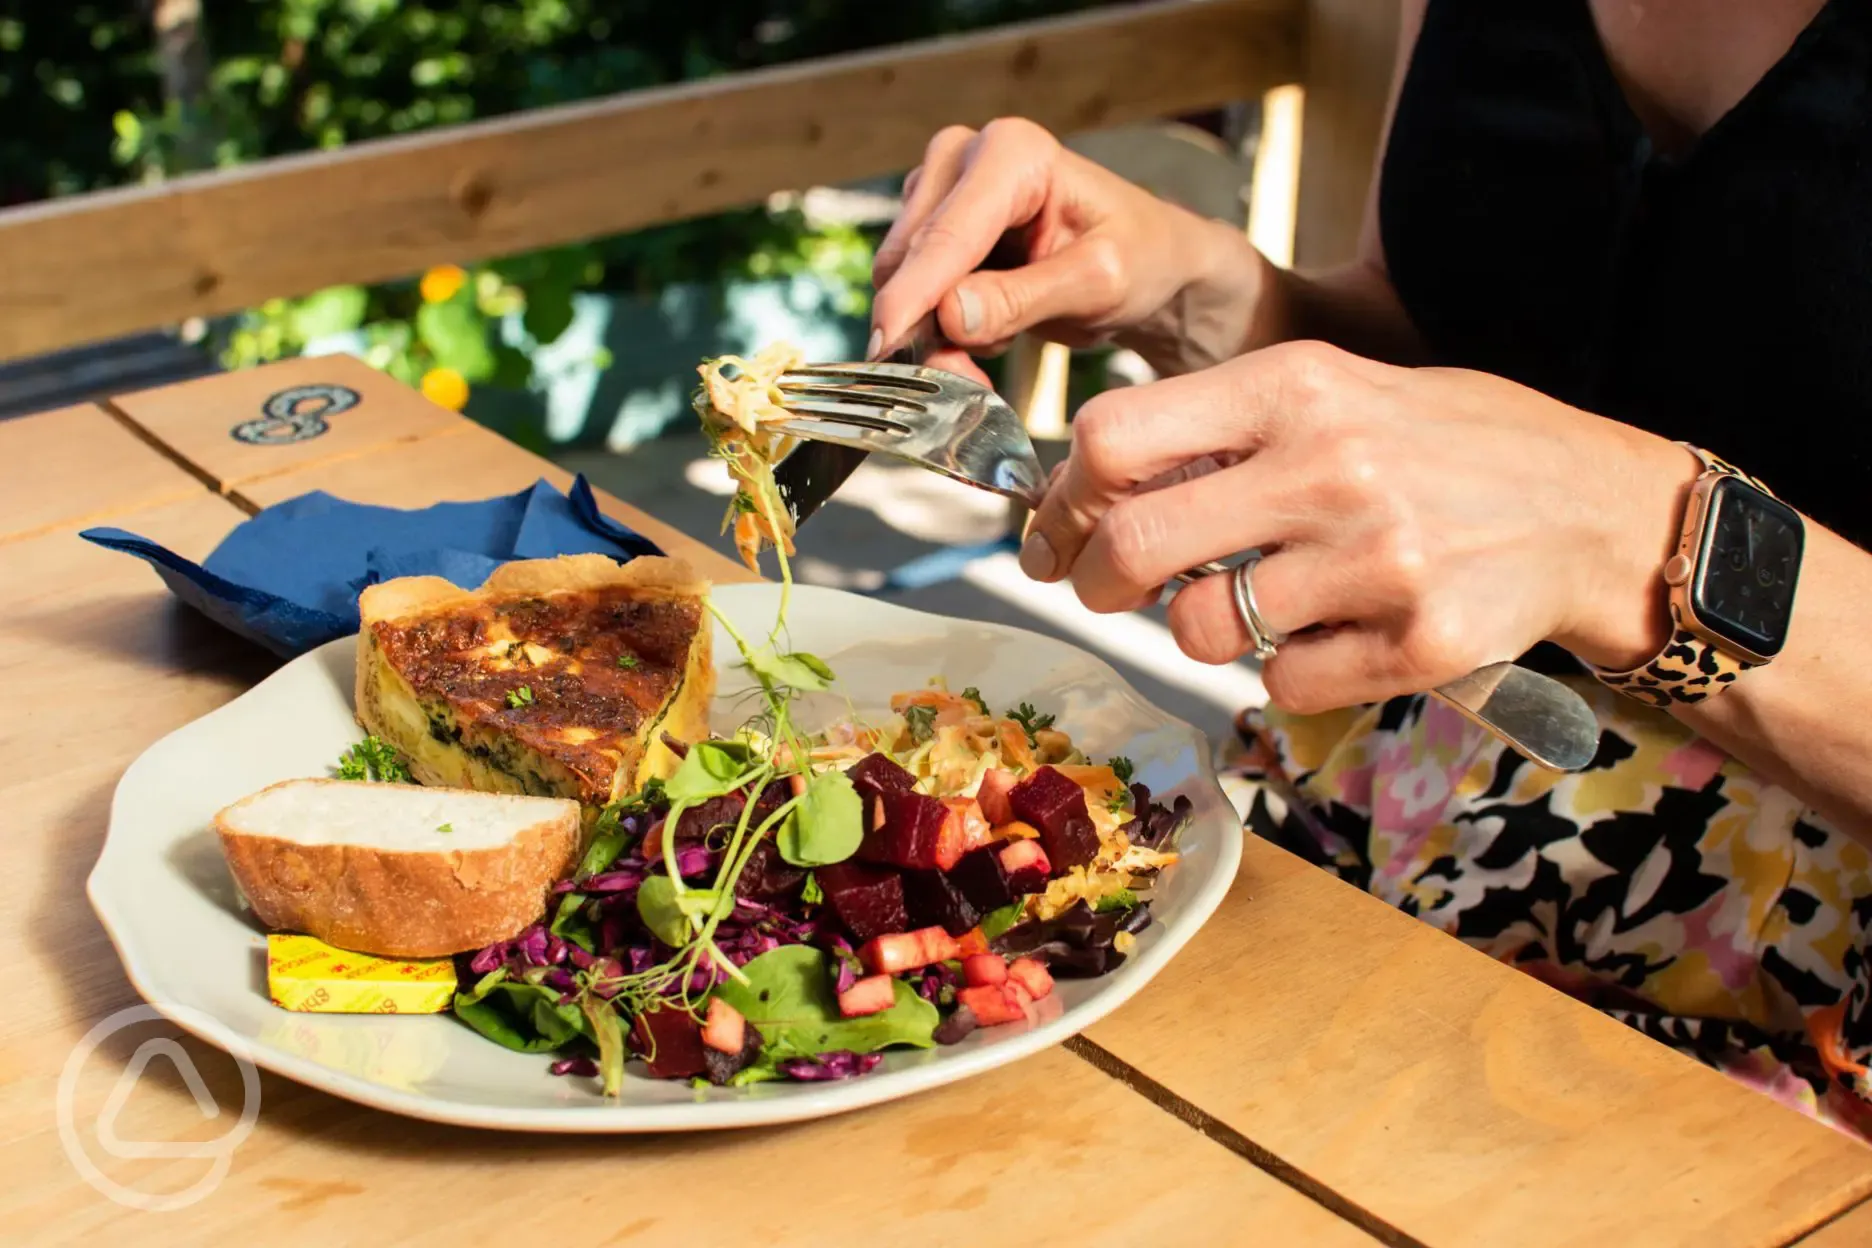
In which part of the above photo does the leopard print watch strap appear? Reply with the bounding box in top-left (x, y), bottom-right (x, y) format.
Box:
top-left (1590, 624), bottom-right (1758, 708)
top-left (1588, 443), bottom-right (1773, 707)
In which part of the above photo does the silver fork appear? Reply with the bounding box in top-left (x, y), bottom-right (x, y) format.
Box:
top-left (771, 360), bottom-right (1600, 773)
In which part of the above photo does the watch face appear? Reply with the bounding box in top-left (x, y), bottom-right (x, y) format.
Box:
top-left (1691, 476), bottom-right (1804, 657)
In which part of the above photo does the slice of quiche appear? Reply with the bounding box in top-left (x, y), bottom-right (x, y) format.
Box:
top-left (355, 554), bottom-right (714, 810)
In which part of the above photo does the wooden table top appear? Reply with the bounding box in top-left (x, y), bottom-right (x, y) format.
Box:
top-left (6, 357), bottom-right (1869, 1247)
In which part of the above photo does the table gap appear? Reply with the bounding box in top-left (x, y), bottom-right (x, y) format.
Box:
top-left (1064, 1034), bottom-right (1426, 1248)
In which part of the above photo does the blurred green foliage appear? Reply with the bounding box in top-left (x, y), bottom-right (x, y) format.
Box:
top-left (2, 0), bottom-right (1099, 422)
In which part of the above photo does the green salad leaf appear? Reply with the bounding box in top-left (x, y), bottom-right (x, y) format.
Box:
top-left (979, 901), bottom-right (1026, 941)
top-left (744, 648), bottom-right (835, 692)
top-left (547, 892), bottom-right (596, 952)
top-left (1094, 888), bottom-right (1139, 914)
top-left (635, 875), bottom-right (692, 947)
top-left (777, 769), bottom-right (862, 867)
top-left (453, 972), bottom-right (593, 1054)
top-left (663, 740), bottom-right (757, 804)
top-left (801, 872), bottom-right (824, 906)
top-left (713, 946), bottom-right (937, 1056)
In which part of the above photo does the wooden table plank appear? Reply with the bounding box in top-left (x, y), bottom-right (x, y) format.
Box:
top-left (0, 377), bottom-right (1374, 1245)
top-left (1082, 838), bottom-right (1872, 1247)
top-left (13, 1045), bottom-right (1378, 1247)
top-left (232, 418), bottom-right (754, 585)
top-left (1, 508), bottom-right (1371, 1246)
top-left (105, 354), bottom-right (459, 492)
top-left (1796, 1198), bottom-right (1872, 1245)
top-left (0, 403), bottom-right (203, 542)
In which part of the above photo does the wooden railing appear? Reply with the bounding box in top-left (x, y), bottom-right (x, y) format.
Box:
top-left (0, 0), bottom-right (1395, 364)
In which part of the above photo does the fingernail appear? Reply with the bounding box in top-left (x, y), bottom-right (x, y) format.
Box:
top-left (1019, 530), bottom-right (1058, 580)
top-left (956, 285), bottom-right (982, 336)
top-left (865, 327), bottom-right (884, 361)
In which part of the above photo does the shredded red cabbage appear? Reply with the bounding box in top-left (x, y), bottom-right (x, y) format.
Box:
top-left (777, 1051), bottom-right (884, 1081)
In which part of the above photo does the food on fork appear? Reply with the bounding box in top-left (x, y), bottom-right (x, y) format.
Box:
top-left (216, 778), bottom-right (581, 958)
top-left (694, 343), bottom-right (806, 572)
top-left (354, 554), bottom-right (714, 809)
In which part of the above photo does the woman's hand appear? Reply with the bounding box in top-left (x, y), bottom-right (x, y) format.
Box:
top-left (869, 118), bottom-right (1263, 378)
top-left (1022, 341), bottom-right (1697, 712)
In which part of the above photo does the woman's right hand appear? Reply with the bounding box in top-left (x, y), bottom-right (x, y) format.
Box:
top-left (869, 118), bottom-right (1264, 378)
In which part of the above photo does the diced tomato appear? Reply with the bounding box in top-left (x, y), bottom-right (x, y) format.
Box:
top-left (958, 984), bottom-right (1026, 1027)
top-left (1006, 957), bottom-right (1053, 1001)
top-left (702, 998), bottom-right (747, 1053)
top-left (998, 838), bottom-right (1051, 875)
top-left (934, 798), bottom-right (994, 870)
top-left (954, 927), bottom-right (990, 958)
top-left (962, 954), bottom-right (1008, 988)
top-left (976, 768), bottom-right (1019, 826)
top-left (859, 926), bottom-right (959, 975)
top-left (923, 927), bottom-right (962, 964)
top-left (837, 973), bottom-right (897, 1018)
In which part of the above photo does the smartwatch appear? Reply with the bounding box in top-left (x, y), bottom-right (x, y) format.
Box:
top-left (1591, 444), bottom-right (1804, 707)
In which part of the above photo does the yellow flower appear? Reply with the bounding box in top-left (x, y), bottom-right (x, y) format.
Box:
top-left (421, 367), bottom-right (469, 412)
top-left (420, 264), bottom-right (468, 304)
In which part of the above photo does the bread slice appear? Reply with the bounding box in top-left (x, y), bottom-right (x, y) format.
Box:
top-left (354, 554), bottom-right (714, 811)
top-left (217, 778), bottom-right (581, 958)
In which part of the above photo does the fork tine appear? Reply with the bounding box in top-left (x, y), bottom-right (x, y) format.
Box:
top-left (781, 362), bottom-right (944, 393)
top-left (776, 399), bottom-right (918, 428)
top-left (779, 383), bottom-right (929, 413)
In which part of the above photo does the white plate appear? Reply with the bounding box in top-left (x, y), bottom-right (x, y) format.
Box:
top-left (89, 583), bottom-right (1240, 1132)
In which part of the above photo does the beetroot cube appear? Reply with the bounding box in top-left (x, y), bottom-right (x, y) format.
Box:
top-left (903, 868), bottom-right (983, 938)
top-left (629, 1006), bottom-right (708, 1080)
top-left (950, 845), bottom-right (1015, 911)
top-left (733, 839), bottom-right (805, 904)
top-left (816, 860), bottom-right (908, 944)
top-left (845, 753), bottom-right (917, 833)
top-left (859, 791), bottom-right (948, 870)
top-left (999, 839), bottom-right (1052, 895)
top-left (1009, 766), bottom-right (1100, 871)
top-left (846, 752), bottom-right (916, 798)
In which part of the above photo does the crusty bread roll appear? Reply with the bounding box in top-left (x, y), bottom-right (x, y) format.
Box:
top-left (216, 778), bottom-right (580, 958)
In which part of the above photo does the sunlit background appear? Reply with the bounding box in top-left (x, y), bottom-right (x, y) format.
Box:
top-left (0, 0), bottom-right (1269, 744)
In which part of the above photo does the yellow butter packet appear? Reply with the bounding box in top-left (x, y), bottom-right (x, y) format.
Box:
top-left (266, 934), bottom-right (457, 1014)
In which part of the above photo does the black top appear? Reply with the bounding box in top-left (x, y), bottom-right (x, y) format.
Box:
top-left (1380, 0), bottom-right (1872, 550)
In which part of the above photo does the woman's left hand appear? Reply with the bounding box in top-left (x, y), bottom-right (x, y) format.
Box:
top-left (1022, 341), bottom-right (1695, 712)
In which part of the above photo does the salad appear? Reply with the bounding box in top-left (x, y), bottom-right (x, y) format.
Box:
top-left (442, 344), bottom-right (1190, 1094)
top-left (452, 674), bottom-right (1190, 1092)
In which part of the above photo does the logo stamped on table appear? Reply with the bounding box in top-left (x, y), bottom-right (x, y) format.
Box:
top-left (230, 383), bottom-right (361, 445)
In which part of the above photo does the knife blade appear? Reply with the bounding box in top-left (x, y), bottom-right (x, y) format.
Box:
top-left (771, 324), bottom-right (928, 529)
top-left (773, 234), bottom-right (1027, 530)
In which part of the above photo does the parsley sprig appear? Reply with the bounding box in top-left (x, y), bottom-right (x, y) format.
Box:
top-left (506, 686), bottom-right (535, 709)
top-left (1006, 702), bottom-right (1056, 744)
top-left (334, 737), bottom-right (411, 783)
top-left (903, 704), bottom-right (938, 743)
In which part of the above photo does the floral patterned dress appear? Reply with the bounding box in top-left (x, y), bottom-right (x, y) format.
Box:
top-left (1224, 676), bottom-right (1872, 1140)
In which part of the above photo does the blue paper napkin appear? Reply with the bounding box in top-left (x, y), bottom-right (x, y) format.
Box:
top-left (81, 475), bottom-right (663, 658)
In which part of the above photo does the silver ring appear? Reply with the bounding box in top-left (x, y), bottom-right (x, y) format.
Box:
top-left (1232, 554), bottom-right (1286, 662)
